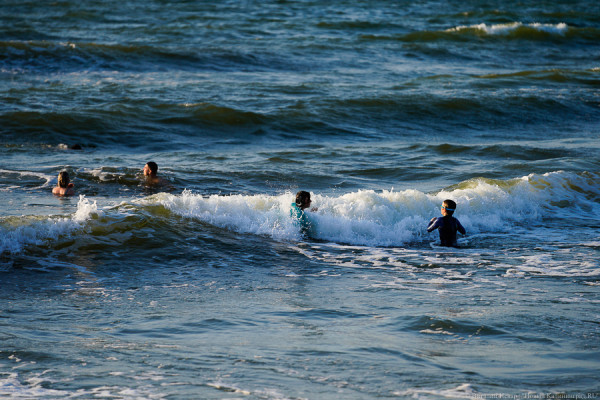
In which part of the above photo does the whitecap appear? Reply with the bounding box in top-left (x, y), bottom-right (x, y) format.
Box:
top-left (448, 22), bottom-right (568, 35)
top-left (394, 383), bottom-right (477, 398)
top-left (0, 195), bottom-right (98, 255)
top-left (133, 171), bottom-right (599, 248)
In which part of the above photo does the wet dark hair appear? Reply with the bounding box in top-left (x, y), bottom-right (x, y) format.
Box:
top-left (295, 190), bottom-right (311, 206)
top-left (146, 161), bottom-right (158, 174)
top-left (443, 199), bottom-right (457, 215)
top-left (58, 171), bottom-right (70, 188)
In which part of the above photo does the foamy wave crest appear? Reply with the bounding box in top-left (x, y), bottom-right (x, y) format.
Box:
top-left (0, 372), bottom-right (65, 398)
top-left (0, 195), bottom-right (98, 255)
top-left (449, 22), bottom-right (568, 35)
top-left (145, 171), bottom-right (599, 247)
top-left (0, 370), bottom-right (161, 399)
top-left (148, 190), bottom-right (302, 240)
top-left (394, 383), bottom-right (476, 398)
top-left (0, 168), bottom-right (53, 191)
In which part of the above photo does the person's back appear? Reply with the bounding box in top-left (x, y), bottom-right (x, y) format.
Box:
top-left (427, 199), bottom-right (465, 247)
top-left (52, 171), bottom-right (75, 196)
top-left (291, 190), bottom-right (315, 235)
top-left (434, 215), bottom-right (463, 247)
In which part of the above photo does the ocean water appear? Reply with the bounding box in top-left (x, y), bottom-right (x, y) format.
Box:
top-left (1, 0), bottom-right (600, 398)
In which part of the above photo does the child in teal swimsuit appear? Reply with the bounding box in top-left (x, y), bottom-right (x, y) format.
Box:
top-left (291, 190), bottom-right (316, 235)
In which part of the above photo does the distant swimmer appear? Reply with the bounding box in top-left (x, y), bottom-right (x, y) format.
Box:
top-left (52, 171), bottom-right (75, 196)
top-left (143, 161), bottom-right (159, 183)
top-left (427, 199), bottom-right (466, 247)
top-left (143, 161), bottom-right (168, 186)
top-left (291, 190), bottom-right (317, 235)
top-left (142, 161), bottom-right (174, 191)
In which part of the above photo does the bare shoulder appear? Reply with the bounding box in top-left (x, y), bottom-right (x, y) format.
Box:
top-left (53, 187), bottom-right (75, 196)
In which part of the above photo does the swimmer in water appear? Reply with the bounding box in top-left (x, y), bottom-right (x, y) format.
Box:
top-left (291, 190), bottom-right (317, 235)
top-left (143, 161), bottom-right (159, 184)
top-left (52, 171), bottom-right (75, 196)
top-left (427, 199), bottom-right (466, 247)
top-left (142, 161), bottom-right (174, 191)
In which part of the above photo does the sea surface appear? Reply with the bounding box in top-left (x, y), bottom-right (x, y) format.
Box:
top-left (1, 0), bottom-right (600, 399)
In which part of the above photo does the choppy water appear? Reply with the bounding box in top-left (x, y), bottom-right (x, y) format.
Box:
top-left (1, 0), bottom-right (599, 399)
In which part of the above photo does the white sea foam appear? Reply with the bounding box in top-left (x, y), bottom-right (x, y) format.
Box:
top-left (206, 381), bottom-right (252, 395)
top-left (0, 168), bottom-right (54, 189)
top-left (83, 167), bottom-right (113, 181)
top-left (394, 383), bottom-right (476, 398)
top-left (0, 372), bottom-right (66, 399)
top-left (3, 171), bottom-right (597, 254)
top-left (147, 171), bottom-right (598, 247)
top-left (0, 195), bottom-right (98, 255)
top-left (513, 253), bottom-right (600, 277)
top-left (0, 371), bottom-right (165, 399)
top-left (148, 189), bottom-right (302, 240)
top-left (449, 22), bottom-right (569, 35)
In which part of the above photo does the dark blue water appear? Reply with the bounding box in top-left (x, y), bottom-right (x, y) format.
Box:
top-left (1, 0), bottom-right (599, 398)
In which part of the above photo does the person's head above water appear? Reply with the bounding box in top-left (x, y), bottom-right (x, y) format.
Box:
top-left (441, 199), bottom-right (457, 216)
top-left (57, 171), bottom-right (70, 188)
top-left (53, 171), bottom-right (75, 196)
top-left (295, 190), bottom-right (312, 210)
top-left (143, 161), bottom-right (158, 177)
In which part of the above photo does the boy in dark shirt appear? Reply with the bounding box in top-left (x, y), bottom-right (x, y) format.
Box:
top-left (427, 199), bottom-right (466, 247)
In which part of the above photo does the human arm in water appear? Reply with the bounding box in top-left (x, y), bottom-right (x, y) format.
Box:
top-left (455, 218), bottom-right (466, 235)
top-left (427, 217), bottom-right (441, 232)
